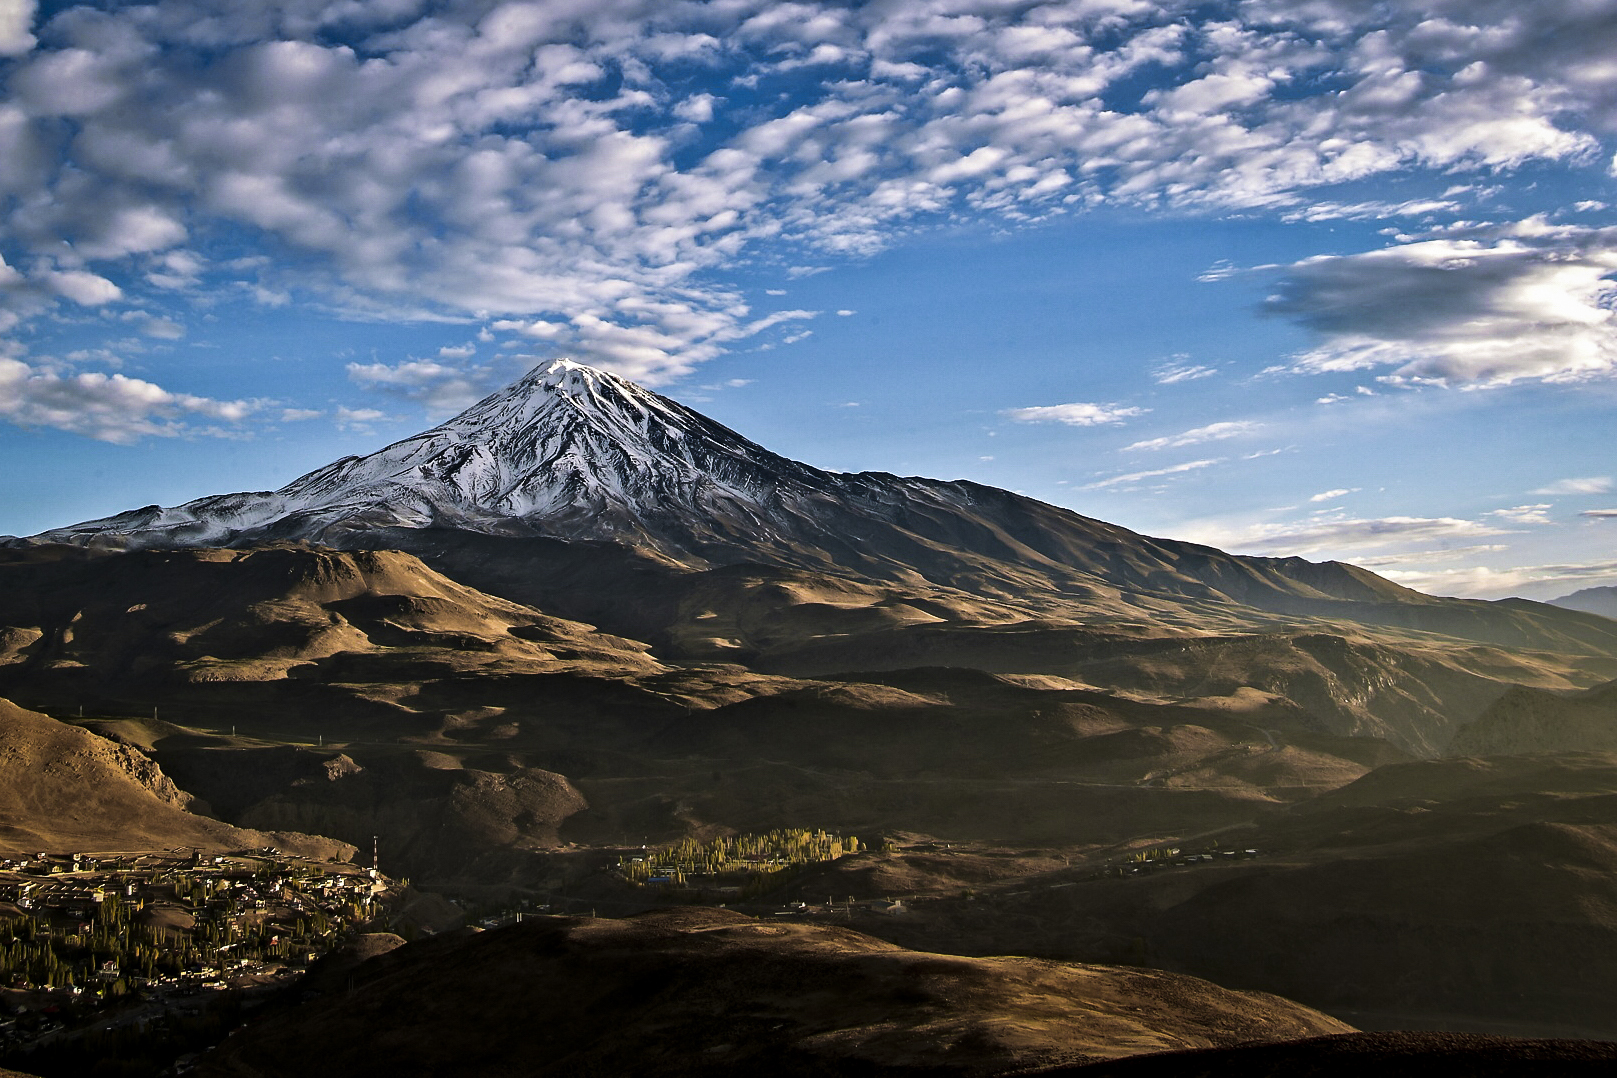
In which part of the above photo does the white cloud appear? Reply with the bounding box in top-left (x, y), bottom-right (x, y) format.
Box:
top-left (41, 269), bottom-right (122, 306)
top-left (346, 359), bottom-right (499, 417)
top-left (1489, 504), bottom-right (1554, 525)
top-left (1151, 362), bottom-right (1217, 384)
top-left (1003, 402), bottom-right (1147, 426)
top-left (1083, 457), bottom-right (1223, 489)
top-left (279, 408), bottom-right (322, 422)
top-left (1354, 545), bottom-right (1510, 568)
top-left (1281, 198), bottom-right (1462, 223)
top-left (335, 406), bottom-right (387, 432)
top-left (1533, 476), bottom-right (1613, 495)
top-left (1582, 508), bottom-right (1617, 519)
top-left (0, 357), bottom-right (256, 443)
top-left (1123, 420), bottom-right (1259, 452)
top-left (0, 0), bottom-right (35, 57)
top-left (1309, 487), bottom-right (1356, 502)
top-left (138, 316), bottom-right (185, 340)
top-left (1269, 220), bottom-right (1617, 388)
top-left (673, 93), bottom-right (717, 124)
top-left (1374, 560), bottom-right (1617, 599)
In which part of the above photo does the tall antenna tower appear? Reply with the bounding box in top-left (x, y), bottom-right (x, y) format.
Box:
top-left (372, 835), bottom-right (380, 878)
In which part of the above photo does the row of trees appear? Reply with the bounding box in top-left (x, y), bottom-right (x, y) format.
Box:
top-left (620, 829), bottom-right (861, 886)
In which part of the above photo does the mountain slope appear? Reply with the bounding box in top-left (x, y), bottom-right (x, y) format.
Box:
top-left (17, 359), bottom-right (1617, 660)
top-left (0, 697), bottom-right (350, 859)
top-left (1448, 678), bottom-right (1617, 755)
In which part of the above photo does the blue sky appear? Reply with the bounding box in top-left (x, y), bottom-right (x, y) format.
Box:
top-left (1, 0), bottom-right (1615, 599)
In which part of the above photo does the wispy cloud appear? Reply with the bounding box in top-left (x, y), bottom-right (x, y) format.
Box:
top-left (1151, 360), bottom-right (1217, 384)
top-left (1489, 504), bottom-right (1556, 525)
top-left (346, 360), bottom-right (510, 418)
top-left (335, 406), bottom-right (387, 433)
top-left (1280, 198), bottom-right (1463, 224)
top-left (1123, 420), bottom-right (1259, 452)
top-left (1003, 402), bottom-right (1148, 427)
top-left (1083, 458), bottom-right (1223, 490)
top-left (1183, 514), bottom-right (1510, 558)
top-left (1533, 476), bottom-right (1613, 495)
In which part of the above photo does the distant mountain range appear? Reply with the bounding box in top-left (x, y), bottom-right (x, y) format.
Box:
top-left (1553, 586), bottom-right (1617, 621)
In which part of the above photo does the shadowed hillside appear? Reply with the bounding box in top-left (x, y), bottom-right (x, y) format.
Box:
top-left (195, 907), bottom-right (1349, 1078)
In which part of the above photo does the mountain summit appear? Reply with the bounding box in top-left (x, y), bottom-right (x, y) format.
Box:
top-left (32, 359), bottom-right (834, 551)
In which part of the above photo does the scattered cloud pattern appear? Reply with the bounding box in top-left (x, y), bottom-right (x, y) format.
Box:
top-left (0, 0), bottom-right (1614, 431)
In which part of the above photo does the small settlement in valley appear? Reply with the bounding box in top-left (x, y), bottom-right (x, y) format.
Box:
top-left (0, 847), bottom-right (389, 1060)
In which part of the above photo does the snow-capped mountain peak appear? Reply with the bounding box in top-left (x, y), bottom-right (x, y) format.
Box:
top-left (28, 359), bottom-right (830, 551)
top-left (440, 358), bottom-right (674, 436)
top-left (277, 357), bottom-right (812, 526)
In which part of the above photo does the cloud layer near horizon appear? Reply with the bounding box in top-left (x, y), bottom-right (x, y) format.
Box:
top-left (2, 0), bottom-right (1616, 428)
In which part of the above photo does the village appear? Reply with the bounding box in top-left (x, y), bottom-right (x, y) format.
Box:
top-left (0, 846), bottom-right (392, 1072)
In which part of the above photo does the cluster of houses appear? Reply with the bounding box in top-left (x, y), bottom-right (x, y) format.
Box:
top-left (0, 846), bottom-right (394, 1061)
top-left (1106, 846), bottom-right (1262, 877)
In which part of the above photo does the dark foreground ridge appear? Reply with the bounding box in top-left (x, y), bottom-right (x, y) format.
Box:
top-left (1050, 1030), bottom-right (1617, 1076)
top-left (194, 907), bottom-right (1348, 1077)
